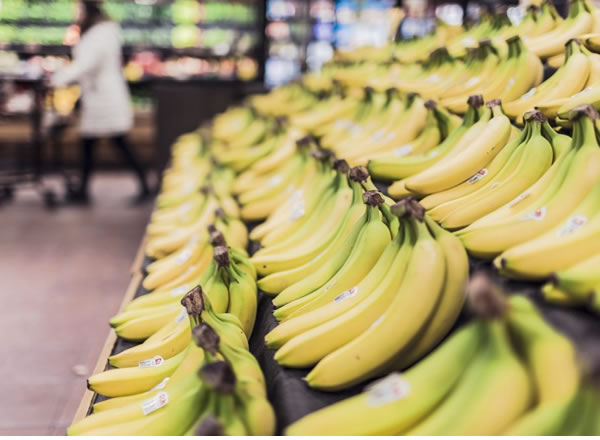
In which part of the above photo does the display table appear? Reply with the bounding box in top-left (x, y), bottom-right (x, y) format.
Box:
top-left (73, 218), bottom-right (600, 432)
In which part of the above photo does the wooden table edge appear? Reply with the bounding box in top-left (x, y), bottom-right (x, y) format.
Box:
top-left (72, 238), bottom-right (146, 424)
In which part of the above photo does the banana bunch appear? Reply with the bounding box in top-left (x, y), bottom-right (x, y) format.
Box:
top-left (503, 3), bottom-right (563, 40)
top-left (212, 108), bottom-right (269, 151)
top-left (504, 39), bottom-right (591, 123)
top-left (523, 0), bottom-right (596, 59)
top-left (384, 99), bottom-right (513, 200)
top-left (267, 198), bottom-right (469, 391)
top-left (68, 287), bottom-right (274, 436)
top-left (250, 82), bottom-right (318, 117)
top-left (423, 111), bottom-right (557, 230)
top-left (251, 157), bottom-right (366, 279)
top-left (392, 22), bottom-right (464, 63)
top-left (233, 136), bottom-right (321, 222)
top-left (538, 44), bottom-right (600, 119)
top-left (542, 252), bottom-right (600, 313)
top-left (440, 36), bottom-right (543, 114)
top-left (459, 105), bottom-right (600, 260)
top-left (285, 274), bottom-right (599, 436)
top-left (368, 95), bottom-right (483, 182)
top-left (212, 106), bottom-right (254, 143)
top-left (112, 235), bottom-right (258, 342)
top-left (342, 96), bottom-right (460, 167)
top-left (146, 151), bottom-right (248, 260)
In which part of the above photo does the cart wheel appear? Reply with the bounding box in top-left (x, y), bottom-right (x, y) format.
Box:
top-left (43, 190), bottom-right (58, 210)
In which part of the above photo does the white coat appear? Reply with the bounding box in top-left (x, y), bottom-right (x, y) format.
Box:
top-left (52, 21), bottom-right (133, 137)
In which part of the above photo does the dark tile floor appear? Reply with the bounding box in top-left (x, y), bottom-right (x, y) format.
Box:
top-left (0, 173), bottom-right (152, 435)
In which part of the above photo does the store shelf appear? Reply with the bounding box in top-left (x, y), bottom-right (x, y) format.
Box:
top-left (0, 43), bottom-right (260, 59)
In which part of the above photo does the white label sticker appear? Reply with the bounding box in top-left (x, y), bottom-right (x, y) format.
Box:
top-left (268, 176), bottom-right (283, 187)
top-left (170, 285), bottom-right (189, 297)
top-left (151, 377), bottom-right (170, 391)
top-left (290, 202), bottom-right (305, 221)
top-left (366, 373), bottom-right (411, 407)
top-left (465, 76), bottom-right (480, 87)
top-left (467, 169), bottom-right (488, 184)
top-left (462, 37), bottom-right (476, 46)
top-left (290, 190), bottom-right (304, 202)
top-left (334, 119), bottom-right (353, 130)
top-left (506, 77), bottom-right (515, 88)
top-left (427, 74), bottom-right (440, 83)
top-left (508, 191), bottom-right (530, 208)
top-left (371, 129), bottom-right (387, 143)
top-left (394, 145), bottom-right (413, 157)
top-left (175, 307), bottom-right (188, 323)
top-left (334, 286), bottom-right (359, 303)
top-left (351, 125), bottom-right (363, 136)
top-left (557, 215), bottom-right (587, 237)
top-left (176, 249), bottom-right (193, 265)
top-left (520, 87), bottom-right (537, 100)
top-left (178, 202), bottom-right (192, 214)
top-left (139, 355), bottom-right (165, 368)
top-left (384, 132), bottom-right (397, 143)
top-left (427, 150), bottom-right (441, 158)
top-left (521, 206), bottom-right (547, 221)
top-left (141, 391), bottom-right (169, 416)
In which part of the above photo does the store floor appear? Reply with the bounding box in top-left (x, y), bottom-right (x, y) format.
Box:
top-left (0, 173), bottom-right (152, 435)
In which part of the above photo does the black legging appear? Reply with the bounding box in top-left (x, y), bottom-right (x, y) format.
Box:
top-left (80, 134), bottom-right (149, 195)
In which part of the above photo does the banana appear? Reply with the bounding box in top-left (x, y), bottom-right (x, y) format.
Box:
top-left (258, 158), bottom-right (333, 247)
top-left (284, 321), bottom-right (483, 436)
top-left (113, 303), bottom-right (185, 342)
top-left (142, 234), bottom-right (210, 291)
top-left (304, 213), bottom-right (445, 390)
top-left (555, 83), bottom-right (600, 118)
top-left (251, 175), bottom-right (359, 276)
top-left (92, 343), bottom-right (206, 413)
top-left (524, 0), bottom-right (593, 58)
top-left (265, 217), bottom-right (408, 349)
top-left (553, 252), bottom-right (600, 295)
top-left (422, 117), bottom-right (529, 212)
top-left (88, 345), bottom-right (188, 398)
top-left (367, 96), bottom-right (481, 181)
top-left (504, 39), bottom-right (590, 122)
top-left (234, 388), bottom-right (276, 436)
top-left (338, 94), bottom-right (429, 162)
top-left (495, 181), bottom-right (600, 278)
top-left (290, 94), bottom-right (361, 132)
top-left (437, 112), bottom-right (554, 229)
top-left (272, 191), bottom-right (391, 311)
top-left (459, 106), bottom-right (600, 258)
top-left (255, 184), bottom-right (363, 294)
top-left (503, 296), bottom-right (580, 435)
top-left (226, 259), bottom-right (258, 338)
top-left (404, 101), bottom-right (511, 196)
top-left (108, 315), bottom-right (191, 368)
top-left (457, 121), bottom-right (572, 231)
top-left (68, 372), bottom-right (205, 435)
top-left (394, 215), bottom-right (469, 368)
top-left (405, 319), bottom-right (532, 435)
top-left (145, 197), bottom-right (220, 258)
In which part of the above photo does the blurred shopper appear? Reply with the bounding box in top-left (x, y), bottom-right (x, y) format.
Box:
top-left (52, 0), bottom-right (151, 204)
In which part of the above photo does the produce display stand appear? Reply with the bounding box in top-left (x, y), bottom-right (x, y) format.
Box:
top-left (73, 192), bottom-right (600, 432)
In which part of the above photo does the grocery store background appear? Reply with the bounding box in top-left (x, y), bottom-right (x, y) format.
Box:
top-left (0, 0), bottom-right (579, 435)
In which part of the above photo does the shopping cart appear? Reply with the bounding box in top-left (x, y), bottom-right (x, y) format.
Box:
top-left (0, 75), bottom-right (64, 208)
